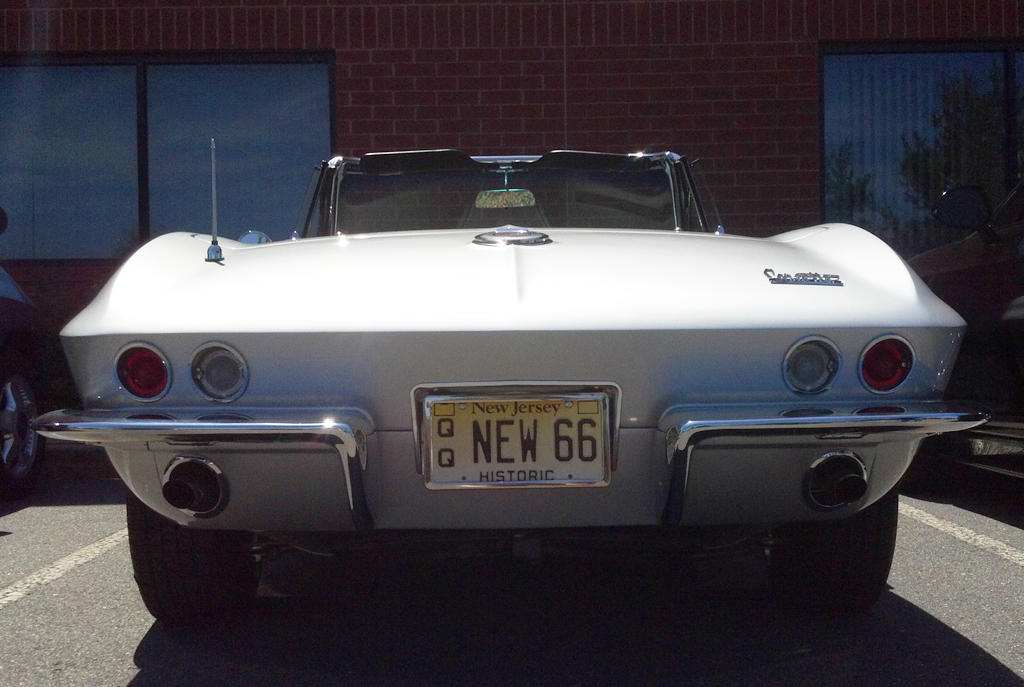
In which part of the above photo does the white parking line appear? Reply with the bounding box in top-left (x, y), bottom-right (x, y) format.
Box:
top-left (0, 528), bottom-right (128, 609)
top-left (900, 502), bottom-right (1024, 567)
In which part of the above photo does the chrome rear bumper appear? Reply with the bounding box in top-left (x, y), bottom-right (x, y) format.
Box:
top-left (34, 402), bottom-right (987, 531)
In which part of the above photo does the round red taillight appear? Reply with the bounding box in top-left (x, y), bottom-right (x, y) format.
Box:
top-left (117, 346), bottom-right (170, 399)
top-left (860, 338), bottom-right (913, 392)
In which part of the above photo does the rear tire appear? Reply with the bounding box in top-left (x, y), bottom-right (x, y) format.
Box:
top-left (126, 491), bottom-right (262, 626)
top-left (0, 357), bottom-right (44, 501)
top-left (768, 489), bottom-right (899, 612)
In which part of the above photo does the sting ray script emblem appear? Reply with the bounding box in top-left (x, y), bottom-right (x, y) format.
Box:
top-left (764, 269), bottom-right (843, 286)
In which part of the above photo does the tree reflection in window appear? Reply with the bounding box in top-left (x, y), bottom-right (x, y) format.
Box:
top-left (823, 52), bottom-right (1012, 258)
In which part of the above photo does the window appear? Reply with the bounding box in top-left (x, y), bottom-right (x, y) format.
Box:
top-left (0, 66), bottom-right (138, 259)
top-left (822, 48), bottom-right (1019, 257)
top-left (0, 56), bottom-right (331, 260)
top-left (148, 63), bottom-right (330, 241)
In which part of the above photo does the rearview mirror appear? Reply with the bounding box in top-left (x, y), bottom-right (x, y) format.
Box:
top-left (475, 189), bottom-right (536, 209)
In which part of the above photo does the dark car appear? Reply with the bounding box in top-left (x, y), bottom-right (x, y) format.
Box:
top-left (908, 182), bottom-right (1024, 479)
top-left (0, 206), bottom-right (45, 500)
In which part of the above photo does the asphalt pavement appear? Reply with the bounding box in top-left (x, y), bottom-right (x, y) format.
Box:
top-left (1, 440), bottom-right (1023, 686)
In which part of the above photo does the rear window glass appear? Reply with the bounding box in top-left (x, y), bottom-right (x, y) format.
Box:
top-left (333, 167), bottom-right (675, 233)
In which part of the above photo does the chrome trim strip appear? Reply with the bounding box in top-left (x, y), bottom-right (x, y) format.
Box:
top-left (659, 402), bottom-right (989, 462)
top-left (473, 227), bottom-right (552, 246)
top-left (33, 409), bottom-right (373, 514)
top-left (35, 410), bottom-right (368, 454)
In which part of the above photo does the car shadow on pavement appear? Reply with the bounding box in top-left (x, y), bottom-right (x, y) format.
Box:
top-left (127, 548), bottom-right (1023, 687)
top-left (901, 463), bottom-right (1024, 530)
top-left (0, 470), bottom-right (124, 518)
top-left (1, 442), bottom-right (121, 515)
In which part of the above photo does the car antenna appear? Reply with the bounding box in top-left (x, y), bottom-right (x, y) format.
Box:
top-left (206, 138), bottom-right (224, 263)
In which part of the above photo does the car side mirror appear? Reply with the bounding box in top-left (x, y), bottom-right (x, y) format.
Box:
top-left (932, 186), bottom-right (997, 243)
top-left (0, 206), bottom-right (7, 237)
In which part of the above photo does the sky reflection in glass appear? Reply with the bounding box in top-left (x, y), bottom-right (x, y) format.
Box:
top-left (0, 66), bottom-right (138, 259)
top-left (147, 64), bottom-right (330, 242)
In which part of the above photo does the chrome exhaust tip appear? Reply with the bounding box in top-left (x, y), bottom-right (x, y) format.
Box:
top-left (161, 456), bottom-right (227, 517)
top-left (804, 451), bottom-right (868, 510)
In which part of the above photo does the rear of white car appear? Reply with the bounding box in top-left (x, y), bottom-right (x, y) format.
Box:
top-left (36, 150), bottom-right (986, 624)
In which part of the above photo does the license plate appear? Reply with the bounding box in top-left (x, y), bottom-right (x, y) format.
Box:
top-left (421, 390), bottom-right (613, 489)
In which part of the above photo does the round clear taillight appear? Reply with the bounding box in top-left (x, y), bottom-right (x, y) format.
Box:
top-left (784, 338), bottom-right (840, 394)
top-left (117, 345), bottom-right (170, 400)
top-left (860, 337), bottom-right (913, 393)
top-left (190, 344), bottom-right (248, 402)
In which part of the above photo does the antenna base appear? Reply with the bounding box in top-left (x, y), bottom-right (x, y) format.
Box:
top-left (206, 243), bottom-right (223, 262)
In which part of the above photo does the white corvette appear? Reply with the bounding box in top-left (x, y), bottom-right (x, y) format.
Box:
top-left (36, 150), bottom-right (985, 624)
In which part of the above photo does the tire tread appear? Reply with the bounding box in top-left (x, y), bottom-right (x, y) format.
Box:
top-left (769, 490), bottom-right (899, 612)
top-left (126, 491), bottom-right (261, 626)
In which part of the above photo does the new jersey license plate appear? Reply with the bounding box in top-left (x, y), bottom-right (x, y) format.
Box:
top-left (421, 390), bottom-right (613, 489)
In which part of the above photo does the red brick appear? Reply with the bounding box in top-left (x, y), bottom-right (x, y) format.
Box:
top-left (185, 5), bottom-right (199, 48)
top-left (351, 89), bottom-right (394, 106)
top-left (801, 0), bottom-right (819, 38)
top-left (335, 48), bottom-right (371, 64)
top-left (762, 0), bottom-right (783, 41)
top-left (501, 46), bottom-right (545, 63)
top-left (396, 118), bottom-right (438, 135)
top-left (288, 6), bottom-right (308, 49)
top-left (716, 0), bottom-right (733, 43)
top-left (480, 89), bottom-right (524, 106)
top-left (387, 5), bottom-right (406, 48)
top-left (507, 3), bottom-right (525, 46)
top-left (349, 61), bottom-right (394, 79)
top-left (414, 3), bottom-right (434, 49)
top-left (458, 105), bottom-right (502, 120)
top-left (371, 48), bottom-right (413, 64)
top-left (371, 134), bottom-right (418, 151)
top-left (1008, 0), bottom-right (1021, 34)
top-left (522, 60), bottom-right (561, 76)
top-left (519, 4), bottom-right (538, 47)
top-left (340, 5), bottom-right (360, 49)
top-left (528, 87), bottom-right (564, 105)
top-left (399, 89), bottom-right (435, 107)
top-left (949, 0), bottom-right (969, 35)
top-left (372, 76), bottom-right (414, 93)
top-left (66, 8), bottom-right (83, 49)
top-left (439, 89), bottom-right (479, 107)
top-left (370, 104), bottom-right (413, 120)
top-left (414, 104), bottom-right (459, 120)
top-left (535, 2), bottom-right (556, 46)
top-left (437, 117), bottom-right (481, 134)
top-left (396, 63), bottom-right (435, 80)
top-left (609, 2), bottom-right (629, 45)
top-left (339, 135), bottom-right (377, 155)
top-left (438, 4), bottom-right (456, 48)
top-left (355, 117), bottom-right (395, 135)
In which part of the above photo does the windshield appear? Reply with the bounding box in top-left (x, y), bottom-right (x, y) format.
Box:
top-left (332, 165), bottom-right (676, 233)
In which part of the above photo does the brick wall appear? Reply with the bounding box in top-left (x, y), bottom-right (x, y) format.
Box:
top-left (2, 1), bottom-right (1022, 326)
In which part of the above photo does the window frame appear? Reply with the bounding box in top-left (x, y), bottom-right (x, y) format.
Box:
top-left (0, 51), bottom-right (335, 259)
